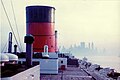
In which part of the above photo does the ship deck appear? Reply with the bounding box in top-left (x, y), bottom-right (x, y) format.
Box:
top-left (40, 66), bottom-right (95, 80)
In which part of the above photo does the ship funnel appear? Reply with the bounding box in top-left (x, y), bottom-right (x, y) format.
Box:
top-left (26, 6), bottom-right (56, 53)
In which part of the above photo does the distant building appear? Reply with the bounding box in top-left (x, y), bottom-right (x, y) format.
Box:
top-left (88, 42), bottom-right (90, 49)
top-left (91, 42), bottom-right (94, 50)
top-left (80, 42), bottom-right (85, 49)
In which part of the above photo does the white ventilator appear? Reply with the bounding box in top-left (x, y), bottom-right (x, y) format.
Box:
top-left (43, 45), bottom-right (49, 58)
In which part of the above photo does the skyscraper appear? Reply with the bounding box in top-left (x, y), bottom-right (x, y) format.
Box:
top-left (80, 42), bottom-right (85, 49)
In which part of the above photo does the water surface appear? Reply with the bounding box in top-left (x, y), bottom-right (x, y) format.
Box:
top-left (77, 55), bottom-right (120, 72)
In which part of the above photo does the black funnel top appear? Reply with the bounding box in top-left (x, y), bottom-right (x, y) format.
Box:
top-left (26, 6), bottom-right (55, 23)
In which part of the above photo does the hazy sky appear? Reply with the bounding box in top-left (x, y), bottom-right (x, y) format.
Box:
top-left (1, 0), bottom-right (120, 54)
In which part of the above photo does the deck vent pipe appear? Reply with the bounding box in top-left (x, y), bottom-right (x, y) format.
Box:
top-left (14, 44), bottom-right (17, 54)
top-left (42, 45), bottom-right (49, 58)
top-left (24, 34), bottom-right (34, 68)
top-left (55, 30), bottom-right (58, 53)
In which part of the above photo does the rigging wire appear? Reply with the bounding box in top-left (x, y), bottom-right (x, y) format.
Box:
top-left (1, 40), bottom-right (8, 53)
top-left (1, 0), bottom-right (22, 52)
top-left (10, 0), bottom-right (23, 52)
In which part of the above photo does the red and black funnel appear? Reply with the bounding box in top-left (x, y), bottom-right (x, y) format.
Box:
top-left (26, 6), bottom-right (56, 53)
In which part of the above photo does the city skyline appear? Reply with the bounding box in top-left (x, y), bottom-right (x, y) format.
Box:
top-left (1, 0), bottom-right (120, 56)
top-left (60, 41), bottom-right (107, 56)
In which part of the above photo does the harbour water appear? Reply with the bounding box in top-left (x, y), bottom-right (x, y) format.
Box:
top-left (77, 55), bottom-right (120, 72)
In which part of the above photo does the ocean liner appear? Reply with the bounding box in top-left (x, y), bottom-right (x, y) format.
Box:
top-left (0, 3), bottom-right (120, 80)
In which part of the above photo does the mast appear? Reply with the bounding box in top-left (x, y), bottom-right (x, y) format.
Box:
top-left (8, 32), bottom-right (12, 53)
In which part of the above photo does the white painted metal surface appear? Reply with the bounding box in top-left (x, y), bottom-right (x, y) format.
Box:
top-left (39, 59), bottom-right (58, 74)
top-left (18, 58), bottom-right (58, 74)
top-left (1, 65), bottom-right (40, 80)
top-left (58, 58), bottom-right (67, 69)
